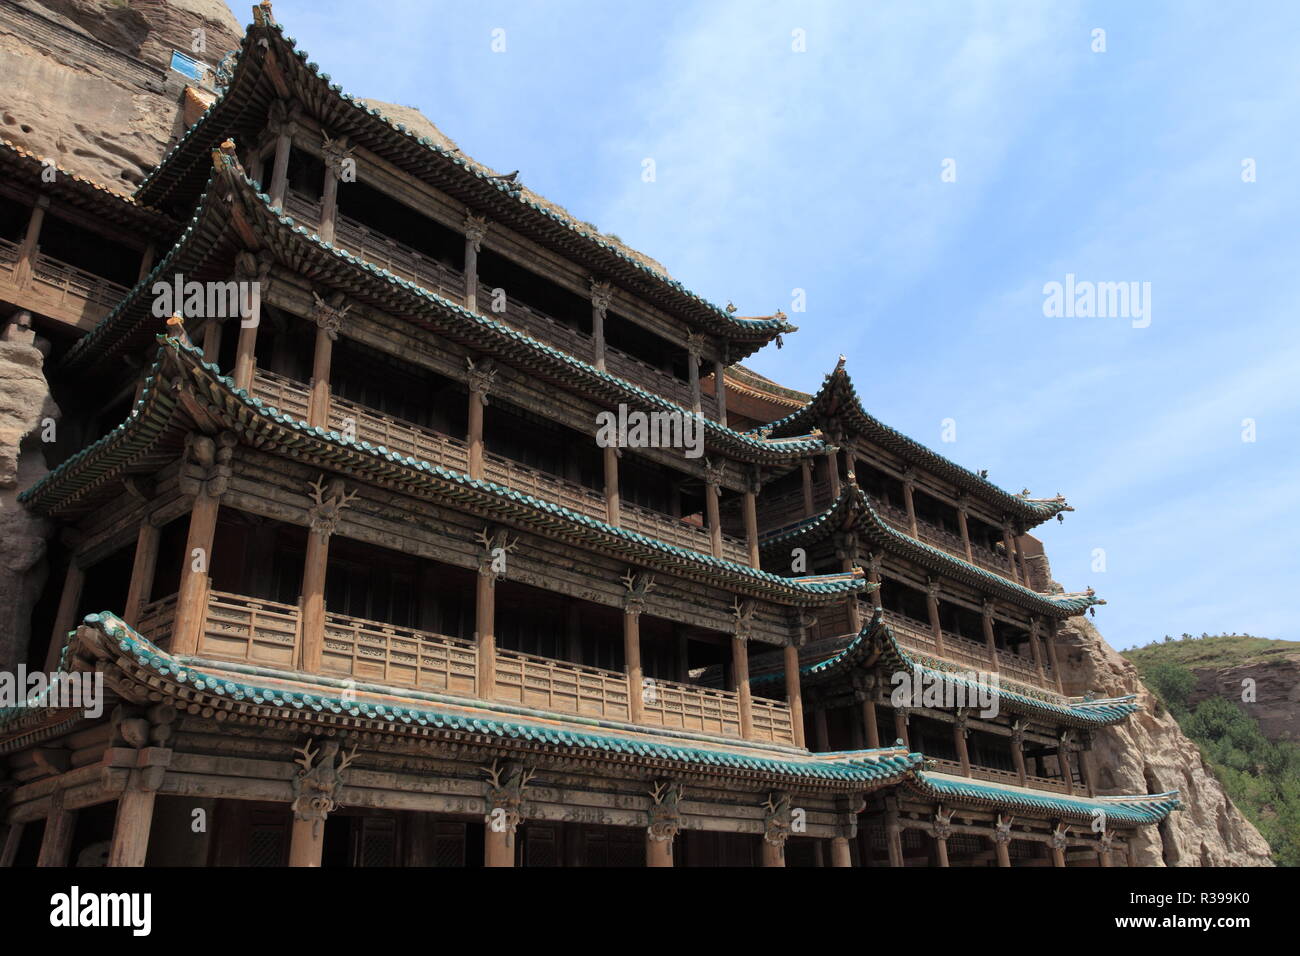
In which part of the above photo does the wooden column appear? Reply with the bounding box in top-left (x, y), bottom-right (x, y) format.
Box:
top-left (14, 195), bottom-right (47, 286)
top-left (646, 834), bottom-right (673, 867)
top-left (590, 280), bottom-right (610, 370)
top-left (123, 519), bottom-right (160, 629)
top-left (1029, 617), bottom-right (1048, 685)
top-left (901, 469), bottom-right (919, 537)
top-left (742, 478), bottom-right (761, 568)
top-left (485, 825), bottom-right (515, 867)
top-left (1078, 743), bottom-right (1097, 797)
top-left (319, 135), bottom-right (349, 245)
top-left (705, 477), bottom-right (723, 559)
top-left (812, 705), bottom-right (829, 752)
top-left (675, 625), bottom-right (690, 683)
top-left (137, 242), bottom-right (157, 283)
top-left (624, 605), bottom-right (644, 724)
top-left (44, 560), bottom-right (84, 670)
top-left (201, 319), bottom-right (223, 364)
top-left (1057, 736), bottom-right (1075, 796)
top-left (463, 215), bottom-right (488, 313)
top-left (925, 580), bottom-right (946, 655)
top-left (733, 634), bottom-right (753, 740)
top-left (829, 836), bottom-right (852, 867)
top-left (36, 790), bottom-right (77, 867)
top-left (800, 460), bottom-right (815, 517)
top-left (932, 826), bottom-right (950, 867)
top-left (475, 568), bottom-right (497, 699)
top-left (993, 829), bottom-right (1012, 867)
top-left (687, 334), bottom-right (704, 416)
top-left (1097, 836), bottom-right (1113, 867)
top-left (860, 692), bottom-right (880, 749)
top-left (232, 258), bottom-right (267, 391)
top-left (267, 119), bottom-right (295, 209)
top-left (288, 817), bottom-right (325, 867)
top-left (307, 301), bottom-right (340, 430)
top-left (108, 790), bottom-right (157, 867)
top-left (784, 642), bottom-right (805, 748)
top-left (981, 600), bottom-right (999, 670)
top-left (467, 360), bottom-right (493, 480)
top-left (299, 504), bottom-right (336, 674)
top-left (170, 484), bottom-right (221, 657)
top-left (0, 824), bottom-right (22, 868)
top-left (1045, 619), bottom-right (1065, 693)
top-left (866, 555), bottom-right (883, 610)
top-left (885, 805), bottom-right (904, 867)
top-left (956, 497), bottom-right (974, 561)
top-left (1001, 522), bottom-right (1020, 582)
top-left (760, 838), bottom-right (785, 867)
top-left (825, 449), bottom-right (841, 498)
top-left (1050, 833), bottom-right (1068, 868)
top-left (953, 711), bottom-right (971, 777)
top-left (893, 707), bottom-right (909, 748)
top-left (603, 446), bottom-right (621, 524)
top-left (1011, 724), bottom-right (1028, 786)
top-left (713, 359), bottom-right (728, 426)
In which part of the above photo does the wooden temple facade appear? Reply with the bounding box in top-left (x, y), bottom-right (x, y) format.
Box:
top-left (0, 4), bottom-right (1178, 868)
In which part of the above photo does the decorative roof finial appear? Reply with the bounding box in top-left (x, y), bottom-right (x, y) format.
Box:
top-left (165, 312), bottom-right (191, 347)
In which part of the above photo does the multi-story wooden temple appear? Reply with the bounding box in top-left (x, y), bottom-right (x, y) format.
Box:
top-left (0, 4), bottom-right (1178, 868)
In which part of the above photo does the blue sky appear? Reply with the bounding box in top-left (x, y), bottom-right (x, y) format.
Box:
top-left (236, 0), bottom-right (1300, 648)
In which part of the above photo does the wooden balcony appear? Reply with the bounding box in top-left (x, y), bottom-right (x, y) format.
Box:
top-left (927, 757), bottom-right (1070, 794)
top-left (0, 236), bottom-right (130, 332)
top-left (135, 590), bottom-right (793, 744)
top-left (249, 370), bottom-right (746, 562)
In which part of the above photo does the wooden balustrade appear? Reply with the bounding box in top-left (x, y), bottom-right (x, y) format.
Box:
top-left (642, 674), bottom-right (743, 738)
top-left (321, 612), bottom-right (476, 694)
top-left (30, 252), bottom-right (129, 311)
top-left (135, 593), bottom-right (178, 649)
top-left (197, 591), bottom-right (300, 668)
top-left (329, 392), bottom-right (470, 473)
top-left (882, 609), bottom-right (937, 652)
top-left (250, 369), bottom-right (312, 419)
top-left (928, 757), bottom-right (1069, 793)
top-left (620, 499), bottom-right (748, 563)
top-left (493, 649), bottom-right (631, 720)
top-left (749, 695), bottom-right (796, 745)
top-left (0, 236), bottom-right (18, 273)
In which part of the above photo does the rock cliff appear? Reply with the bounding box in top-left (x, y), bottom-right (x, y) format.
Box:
top-left (1056, 616), bottom-right (1273, 866)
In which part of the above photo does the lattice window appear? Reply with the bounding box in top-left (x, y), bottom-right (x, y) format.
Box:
top-left (433, 823), bottom-right (466, 868)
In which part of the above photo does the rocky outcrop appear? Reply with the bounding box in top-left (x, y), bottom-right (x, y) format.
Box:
top-left (0, 318), bottom-right (60, 674)
top-left (0, 0), bottom-right (241, 188)
top-left (1187, 652), bottom-right (1300, 745)
top-left (1056, 615), bottom-right (1273, 866)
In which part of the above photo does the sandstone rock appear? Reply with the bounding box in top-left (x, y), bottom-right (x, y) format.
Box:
top-left (1186, 653), bottom-right (1300, 745)
top-left (1057, 615), bottom-right (1273, 866)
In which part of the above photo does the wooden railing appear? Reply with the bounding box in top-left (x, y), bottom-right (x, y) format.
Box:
top-left (642, 675), bottom-right (742, 738)
top-left (621, 499), bottom-right (748, 564)
top-left (927, 757), bottom-right (1070, 794)
top-left (198, 591), bottom-right (300, 669)
top-left (329, 392), bottom-right (471, 473)
top-left (321, 612), bottom-right (476, 695)
top-left (882, 609), bottom-right (938, 653)
top-left (250, 368), bottom-right (312, 420)
top-left (29, 251), bottom-right (129, 311)
top-left (750, 695), bottom-right (796, 745)
top-left (0, 236), bottom-right (18, 274)
top-left (135, 593), bottom-right (178, 649)
top-left (494, 649), bottom-right (631, 720)
top-left (482, 451), bottom-right (605, 513)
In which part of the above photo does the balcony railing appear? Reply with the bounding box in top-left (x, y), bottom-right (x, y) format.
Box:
top-left (0, 236), bottom-right (18, 274)
top-left (249, 370), bottom-right (744, 562)
top-left (927, 757), bottom-right (1070, 794)
top-left (30, 251), bottom-right (131, 312)
top-left (135, 589), bottom-right (793, 743)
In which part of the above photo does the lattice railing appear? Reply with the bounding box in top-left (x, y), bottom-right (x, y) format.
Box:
top-left (494, 649), bottom-right (631, 720)
top-left (29, 251), bottom-right (129, 311)
top-left (641, 674), bottom-right (743, 738)
top-left (749, 695), bottom-right (796, 745)
top-left (321, 611), bottom-right (476, 695)
top-left (197, 591), bottom-right (300, 669)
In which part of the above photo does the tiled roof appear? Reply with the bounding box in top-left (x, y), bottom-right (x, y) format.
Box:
top-left (22, 338), bottom-right (869, 606)
top-left (762, 481), bottom-right (1104, 619)
top-left (753, 610), bottom-right (1139, 728)
top-left (753, 358), bottom-right (1073, 528)
top-left (132, 16), bottom-right (791, 357)
top-left (907, 771), bottom-right (1181, 826)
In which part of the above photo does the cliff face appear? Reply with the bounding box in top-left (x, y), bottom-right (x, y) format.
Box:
top-left (1056, 616), bottom-right (1273, 866)
top-left (0, 323), bottom-right (59, 674)
top-left (1188, 653), bottom-right (1300, 745)
top-left (0, 0), bottom-right (241, 188)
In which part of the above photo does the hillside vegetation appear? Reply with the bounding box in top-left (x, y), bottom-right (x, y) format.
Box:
top-left (1124, 635), bottom-right (1300, 866)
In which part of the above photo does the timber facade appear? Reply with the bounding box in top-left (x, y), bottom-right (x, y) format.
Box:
top-left (0, 3), bottom-right (1178, 868)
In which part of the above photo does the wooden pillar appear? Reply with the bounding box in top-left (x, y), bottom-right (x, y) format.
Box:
top-left (861, 693), bottom-right (880, 749)
top-left (993, 831), bottom-right (1012, 867)
top-left (646, 834), bottom-right (673, 867)
top-left (742, 481), bottom-right (760, 568)
top-left (108, 790), bottom-right (156, 867)
top-left (467, 361), bottom-right (492, 480)
top-left (981, 600), bottom-right (999, 670)
top-left (800, 460), bottom-right (815, 517)
top-left (288, 817), bottom-right (325, 867)
top-left (137, 242), bottom-right (157, 283)
top-left (825, 450), bottom-right (841, 498)
top-left (170, 490), bottom-right (220, 657)
top-left (1045, 619), bottom-right (1065, 692)
top-left (201, 319), bottom-right (223, 364)
top-left (1011, 725), bottom-right (1028, 786)
top-left (901, 470), bottom-right (919, 537)
top-left (603, 446), bottom-right (621, 524)
top-left (953, 712), bottom-right (971, 777)
top-left (37, 790), bottom-right (77, 867)
top-left (485, 826), bottom-right (515, 867)
top-left (299, 519), bottom-right (331, 674)
top-left (463, 215), bottom-right (487, 312)
top-left (591, 280), bottom-right (610, 370)
top-left (123, 519), bottom-right (160, 629)
top-left (1001, 523), bottom-right (1020, 582)
top-left (812, 705), bottom-right (828, 752)
top-left (1029, 617), bottom-right (1048, 685)
top-left (784, 642), bottom-right (805, 748)
top-left (1078, 744), bottom-right (1097, 797)
top-left (761, 838), bottom-right (785, 867)
top-left (687, 335), bottom-right (703, 416)
top-left (866, 556), bottom-right (883, 610)
top-left (733, 635), bottom-right (753, 740)
top-left (44, 560), bottom-right (84, 670)
top-left (829, 836), bottom-right (852, 867)
top-left (475, 569), bottom-right (496, 698)
top-left (932, 831), bottom-right (950, 868)
top-left (14, 195), bottom-right (47, 286)
top-left (231, 260), bottom-right (265, 391)
top-left (675, 626), bottom-right (690, 683)
top-left (956, 498), bottom-right (974, 561)
top-left (885, 805), bottom-right (903, 867)
top-left (705, 478), bottom-right (722, 559)
top-left (892, 708), bottom-right (909, 748)
top-left (713, 359), bottom-right (728, 426)
top-left (1050, 839), bottom-right (1067, 868)
top-left (1057, 737), bottom-right (1075, 796)
top-left (624, 606), bottom-right (644, 724)
top-left (319, 135), bottom-right (349, 246)
top-left (268, 121), bottom-right (295, 208)
top-left (305, 297), bottom-right (340, 429)
top-left (1097, 838), bottom-right (1113, 868)
top-left (925, 580), bottom-right (946, 655)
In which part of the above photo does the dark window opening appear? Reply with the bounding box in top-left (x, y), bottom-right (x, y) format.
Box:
top-left (335, 177), bottom-right (464, 269)
top-left (34, 213), bottom-right (140, 287)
